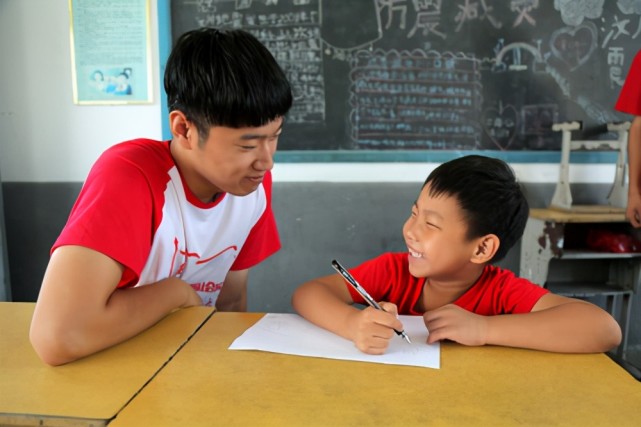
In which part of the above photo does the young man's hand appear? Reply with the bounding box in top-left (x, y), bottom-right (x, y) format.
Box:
top-left (423, 304), bottom-right (488, 346)
top-left (347, 302), bottom-right (403, 355)
top-left (181, 283), bottom-right (203, 308)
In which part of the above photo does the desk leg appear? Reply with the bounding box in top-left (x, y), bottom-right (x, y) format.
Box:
top-left (618, 292), bottom-right (631, 358)
top-left (607, 293), bottom-right (632, 359)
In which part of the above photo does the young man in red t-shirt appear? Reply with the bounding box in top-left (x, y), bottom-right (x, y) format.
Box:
top-left (615, 49), bottom-right (641, 227)
top-left (30, 28), bottom-right (293, 365)
top-left (292, 155), bottom-right (622, 355)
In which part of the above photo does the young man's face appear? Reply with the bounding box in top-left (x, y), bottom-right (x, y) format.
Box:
top-left (186, 117), bottom-right (284, 201)
top-left (402, 184), bottom-right (480, 280)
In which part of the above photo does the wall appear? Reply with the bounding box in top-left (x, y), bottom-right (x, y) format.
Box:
top-left (0, 0), bottom-right (639, 357)
top-left (0, 0), bottom-right (163, 183)
top-left (0, 0), bottom-right (624, 185)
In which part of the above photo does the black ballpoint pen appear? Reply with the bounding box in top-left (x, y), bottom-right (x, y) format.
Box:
top-left (331, 259), bottom-right (412, 344)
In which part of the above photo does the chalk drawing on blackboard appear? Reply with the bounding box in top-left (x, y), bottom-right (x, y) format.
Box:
top-left (493, 40), bottom-right (544, 73)
top-left (511, 0), bottom-right (539, 28)
top-left (321, 1), bottom-right (381, 50)
top-left (348, 49), bottom-right (482, 150)
top-left (522, 104), bottom-right (559, 150)
top-left (482, 101), bottom-right (518, 150)
top-left (260, 25), bottom-right (325, 125)
top-left (319, 0), bottom-right (382, 62)
top-left (406, 0), bottom-right (445, 39)
top-left (454, 0), bottom-right (503, 32)
top-left (543, 63), bottom-right (571, 97)
top-left (168, 0), bottom-right (641, 154)
top-left (377, 0), bottom-right (408, 30)
top-left (600, 3), bottom-right (641, 93)
top-left (183, 0), bottom-right (325, 125)
top-left (576, 95), bottom-right (622, 124)
top-left (617, 0), bottom-right (641, 15)
top-left (554, 0), bottom-right (604, 26)
top-left (602, 15), bottom-right (628, 48)
top-left (550, 21), bottom-right (598, 71)
top-left (607, 47), bottom-right (627, 87)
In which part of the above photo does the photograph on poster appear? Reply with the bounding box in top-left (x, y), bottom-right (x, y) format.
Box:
top-left (69, 0), bottom-right (152, 104)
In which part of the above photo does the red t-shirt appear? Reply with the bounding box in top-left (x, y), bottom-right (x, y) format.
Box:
top-left (615, 49), bottom-right (641, 116)
top-left (346, 253), bottom-right (548, 315)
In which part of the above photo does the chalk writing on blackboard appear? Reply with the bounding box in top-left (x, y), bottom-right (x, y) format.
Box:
top-left (349, 49), bottom-right (481, 150)
top-left (184, 0), bottom-right (325, 124)
top-left (169, 0), bottom-right (641, 154)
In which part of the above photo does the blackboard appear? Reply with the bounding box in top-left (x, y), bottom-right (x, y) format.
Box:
top-left (168, 0), bottom-right (641, 158)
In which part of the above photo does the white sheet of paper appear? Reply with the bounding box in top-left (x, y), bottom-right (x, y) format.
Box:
top-left (229, 313), bottom-right (440, 369)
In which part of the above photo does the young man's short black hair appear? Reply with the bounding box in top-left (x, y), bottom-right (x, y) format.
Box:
top-left (423, 155), bottom-right (529, 262)
top-left (164, 27), bottom-right (293, 137)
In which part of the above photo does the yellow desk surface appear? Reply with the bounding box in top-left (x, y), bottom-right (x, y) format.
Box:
top-left (112, 313), bottom-right (641, 427)
top-left (0, 302), bottom-right (214, 426)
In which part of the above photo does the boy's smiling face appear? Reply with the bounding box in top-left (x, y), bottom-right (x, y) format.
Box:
top-left (402, 184), bottom-right (484, 280)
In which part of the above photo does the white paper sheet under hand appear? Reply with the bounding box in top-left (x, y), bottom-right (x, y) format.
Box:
top-left (228, 313), bottom-right (440, 369)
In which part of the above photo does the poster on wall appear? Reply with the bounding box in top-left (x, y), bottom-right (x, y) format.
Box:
top-left (69, 0), bottom-right (152, 105)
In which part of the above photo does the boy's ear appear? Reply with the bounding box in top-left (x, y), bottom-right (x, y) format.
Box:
top-left (470, 234), bottom-right (500, 264)
top-left (169, 110), bottom-right (195, 149)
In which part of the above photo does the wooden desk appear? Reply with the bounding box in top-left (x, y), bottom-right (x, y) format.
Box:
top-left (0, 302), bottom-right (214, 427)
top-left (112, 313), bottom-right (641, 427)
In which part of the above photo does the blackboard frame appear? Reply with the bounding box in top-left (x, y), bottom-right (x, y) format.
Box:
top-left (157, 0), bottom-right (627, 165)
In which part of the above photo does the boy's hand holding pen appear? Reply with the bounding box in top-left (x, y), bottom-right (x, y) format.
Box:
top-left (347, 302), bottom-right (407, 355)
top-left (331, 259), bottom-right (412, 355)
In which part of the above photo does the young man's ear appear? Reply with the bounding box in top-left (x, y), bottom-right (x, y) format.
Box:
top-left (470, 234), bottom-right (500, 264)
top-left (169, 110), bottom-right (195, 148)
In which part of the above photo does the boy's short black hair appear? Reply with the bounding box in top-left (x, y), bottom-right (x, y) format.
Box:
top-left (164, 28), bottom-right (293, 138)
top-left (423, 155), bottom-right (529, 263)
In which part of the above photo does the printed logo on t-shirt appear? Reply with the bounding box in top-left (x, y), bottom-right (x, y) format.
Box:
top-left (169, 237), bottom-right (239, 306)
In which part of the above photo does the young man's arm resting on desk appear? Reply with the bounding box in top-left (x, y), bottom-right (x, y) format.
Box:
top-left (216, 269), bottom-right (249, 311)
top-left (29, 245), bottom-right (202, 366)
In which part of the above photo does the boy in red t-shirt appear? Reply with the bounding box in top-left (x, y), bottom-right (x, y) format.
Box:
top-left (615, 49), bottom-right (641, 227)
top-left (292, 155), bottom-right (622, 355)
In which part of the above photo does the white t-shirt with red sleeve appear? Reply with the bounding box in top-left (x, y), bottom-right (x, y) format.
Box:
top-left (53, 139), bottom-right (280, 307)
